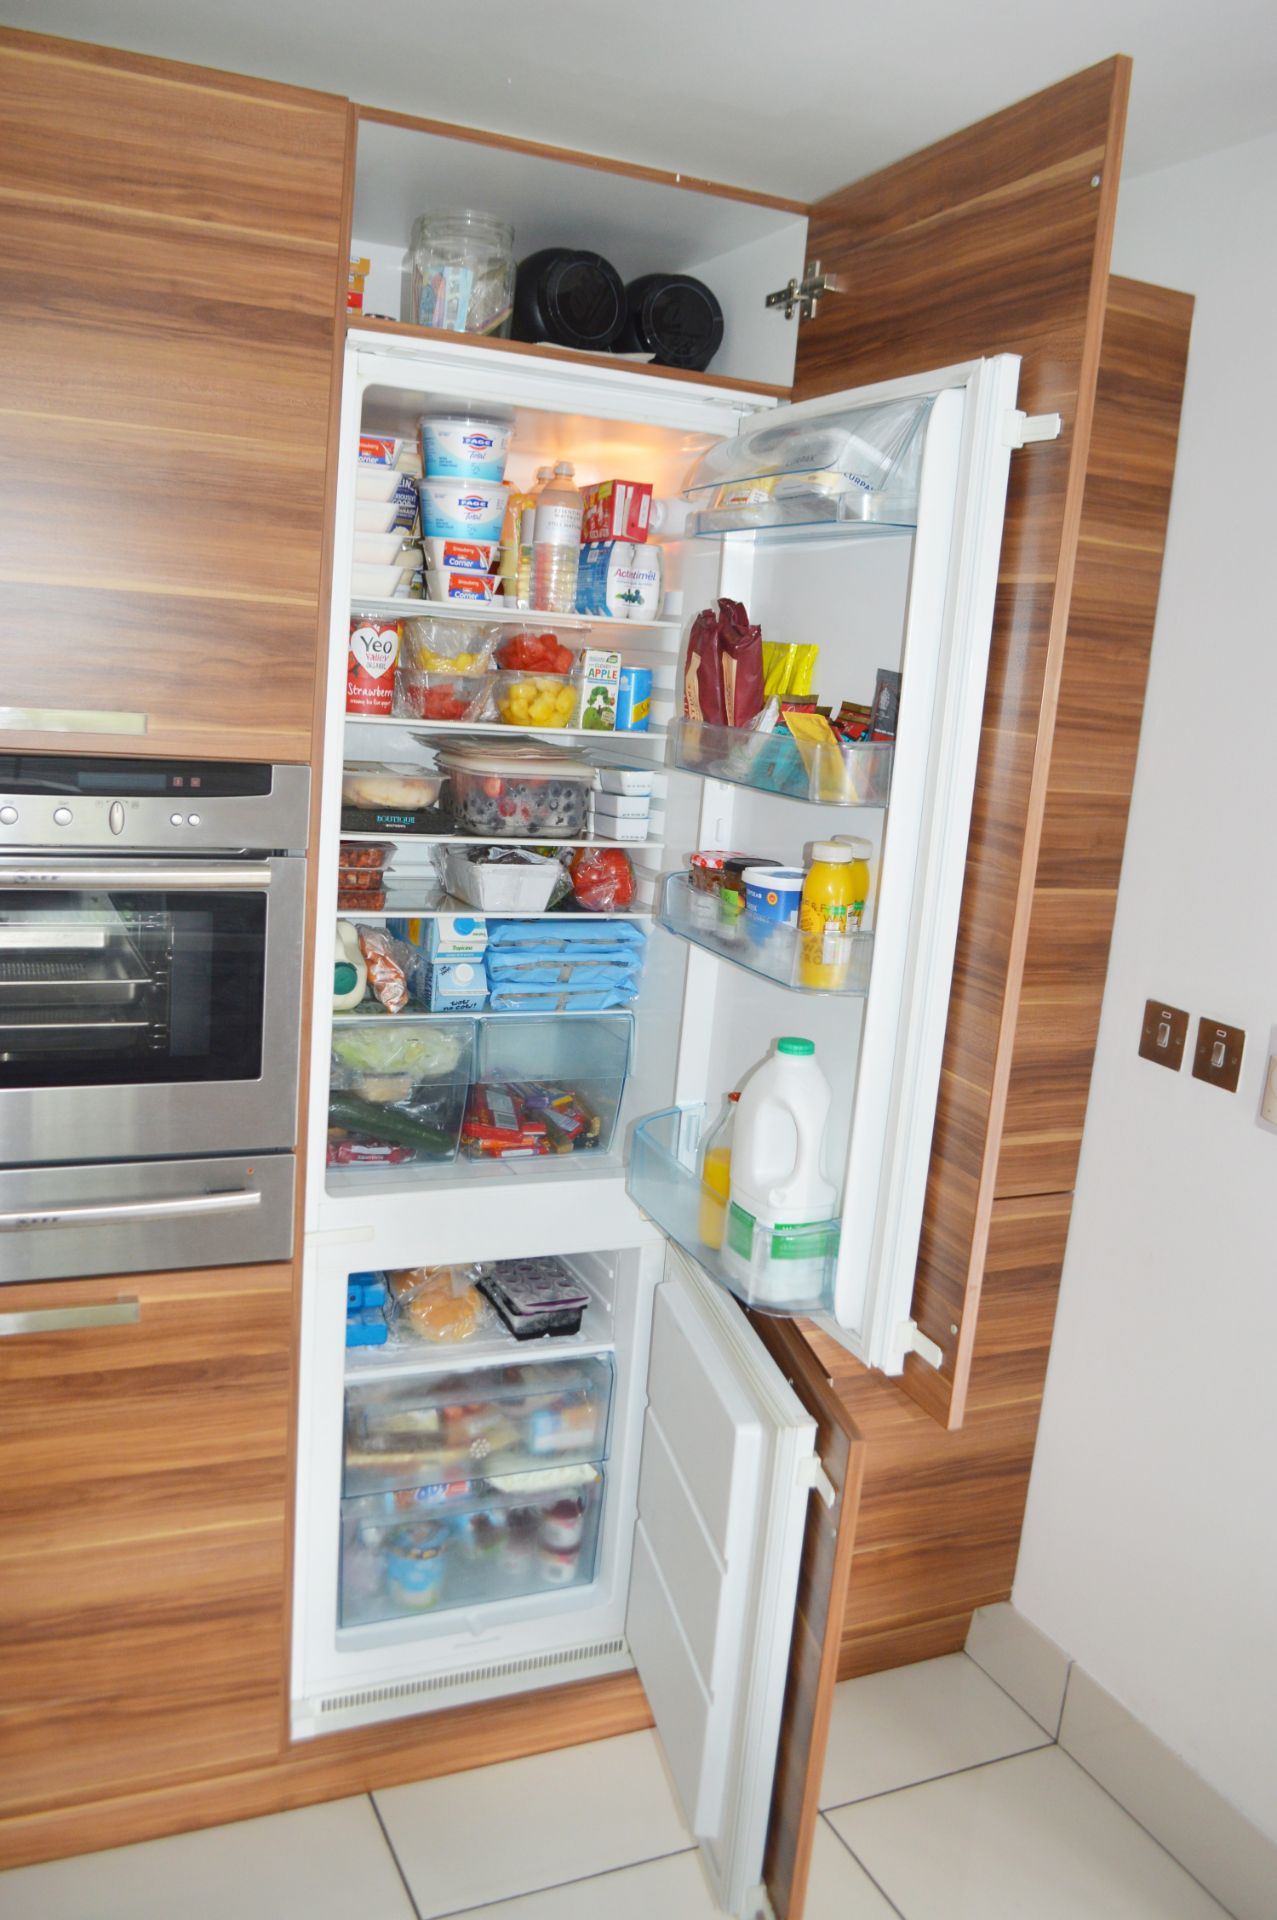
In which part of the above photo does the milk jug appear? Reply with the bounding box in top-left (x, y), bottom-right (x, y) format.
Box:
top-left (724, 1037), bottom-right (839, 1308)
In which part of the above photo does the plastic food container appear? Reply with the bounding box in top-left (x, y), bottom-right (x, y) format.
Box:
top-left (418, 477), bottom-right (509, 542)
top-left (438, 744), bottom-right (593, 838)
top-left (479, 1258), bottom-right (592, 1340)
top-left (337, 887), bottom-right (386, 911)
top-left (328, 1016), bottom-right (474, 1170)
top-left (355, 500), bottom-right (416, 535)
top-left (337, 867), bottom-right (390, 894)
top-left (354, 534), bottom-right (418, 568)
top-left (338, 840), bottom-right (394, 871)
top-left (393, 670), bottom-right (495, 724)
top-left (596, 767), bottom-right (654, 796)
top-left (494, 671), bottom-right (577, 728)
top-left (356, 465), bottom-right (417, 504)
top-left (743, 865), bottom-right (804, 927)
top-left (352, 561), bottom-right (417, 600)
top-left (342, 769), bottom-right (443, 812)
top-left (421, 536), bottom-right (498, 574)
top-left (424, 570), bottom-right (502, 604)
top-left (446, 847), bottom-right (562, 911)
top-left (409, 210), bottom-right (516, 339)
top-left (383, 1520), bottom-right (450, 1611)
top-left (419, 413), bottom-right (512, 482)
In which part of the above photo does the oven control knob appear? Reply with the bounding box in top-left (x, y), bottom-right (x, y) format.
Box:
top-left (170, 813), bottom-right (184, 827)
top-left (0, 806), bottom-right (16, 826)
top-left (187, 812), bottom-right (201, 826)
top-left (108, 801), bottom-right (125, 836)
top-left (52, 806), bottom-right (73, 826)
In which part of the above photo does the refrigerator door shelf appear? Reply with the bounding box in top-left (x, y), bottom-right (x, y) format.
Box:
top-left (670, 717), bottom-right (894, 807)
top-left (658, 875), bottom-right (874, 999)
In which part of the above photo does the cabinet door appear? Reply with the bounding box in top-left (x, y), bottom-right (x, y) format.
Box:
top-left (0, 29), bottom-right (350, 760)
top-left (0, 1263), bottom-right (294, 1815)
top-left (793, 57), bottom-right (1131, 1426)
top-left (628, 1250), bottom-right (862, 1919)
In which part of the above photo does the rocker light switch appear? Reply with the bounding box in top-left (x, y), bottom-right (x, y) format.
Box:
top-left (1192, 1017), bottom-right (1245, 1092)
top-left (1139, 999), bottom-right (1188, 1071)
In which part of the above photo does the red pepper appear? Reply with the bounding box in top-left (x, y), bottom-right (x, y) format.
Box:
top-left (569, 846), bottom-right (635, 912)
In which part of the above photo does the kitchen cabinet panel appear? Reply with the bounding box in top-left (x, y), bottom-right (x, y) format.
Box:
top-left (794, 57), bottom-right (1131, 1426)
top-left (0, 1263), bottom-right (294, 1816)
top-left (0, 28), bottom-right (349, 761)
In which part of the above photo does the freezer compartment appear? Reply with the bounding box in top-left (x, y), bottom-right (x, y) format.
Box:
top-left (628, 1105), bottom-right (838, 1316)
top-left (463, 1012), bottom-right (632, 1162)
top-left (343, 1353), bottom-right (614, 1495)
top-left (669, 718), bottom-right (892, 807)
top-left (328, 1016), bottom-right (474, 1170)
top-left (339, 1461), bottom-right (606, 1627)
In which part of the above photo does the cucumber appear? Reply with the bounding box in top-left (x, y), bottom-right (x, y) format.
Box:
top-left (328, 1092), bottom-right (454, 1156)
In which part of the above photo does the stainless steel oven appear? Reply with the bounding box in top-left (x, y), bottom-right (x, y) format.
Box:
top-left (0, 756), bottom-right (309, 1282)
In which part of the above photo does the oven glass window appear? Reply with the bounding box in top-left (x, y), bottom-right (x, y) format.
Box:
top-left (0, 888), bottom-right (266, 1089)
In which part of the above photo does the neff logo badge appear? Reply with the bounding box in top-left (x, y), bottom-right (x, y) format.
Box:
top-left (349, 622), bottom-right (397, 678)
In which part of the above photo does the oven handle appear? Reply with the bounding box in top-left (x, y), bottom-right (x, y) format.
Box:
top-left (0, 1190), bottom-right (263, 1232)
top-left (0, 864), bottom-right (273, 890)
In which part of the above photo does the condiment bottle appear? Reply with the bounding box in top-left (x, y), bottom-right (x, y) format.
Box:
top-left (798, 842), bottom-right (855, 989)
top-left (698, 1090), bottom-right (740, 1251)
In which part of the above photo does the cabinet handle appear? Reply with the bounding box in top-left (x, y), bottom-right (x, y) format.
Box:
top-left (0, 1300), bottom-right (140, 1337)
top-left (0, 1190), bottom-right (261, 1232)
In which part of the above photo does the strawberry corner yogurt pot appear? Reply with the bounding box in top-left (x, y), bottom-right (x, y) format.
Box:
top-left (418, 476), bottom-right (509, 542)
top-left (421, 536), bottom-right (498, 574)
top-left (424, 570), bottom-right (503, 603)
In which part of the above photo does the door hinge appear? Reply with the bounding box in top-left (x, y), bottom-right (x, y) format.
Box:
top-left (891, 1317), bottom-right (944, 1371)
top-left (1003, 409), bottom-right (1063, 448)
top-left (798, 1452), bottom-right (837, 1509)
top-left (765, 260), bottom-right (843, 322)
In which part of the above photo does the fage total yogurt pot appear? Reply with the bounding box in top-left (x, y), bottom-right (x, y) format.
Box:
top-left (419, 413), bottom-right (511, 482)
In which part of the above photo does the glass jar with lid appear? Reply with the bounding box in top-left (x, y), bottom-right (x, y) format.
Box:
top-left (409, 209), bottom-right (516, 338)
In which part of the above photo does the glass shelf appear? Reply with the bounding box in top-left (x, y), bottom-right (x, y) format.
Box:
top-left (687, 501), bottom-right (917, 540)
top-left (350, 596), bottom-right (680, 634)
top-left (670, 718), bottom-right (892, 806)
top-left (658, 874), bottom-right (872, 997)
top-left (628, 1105), bottom-right (836, 1316)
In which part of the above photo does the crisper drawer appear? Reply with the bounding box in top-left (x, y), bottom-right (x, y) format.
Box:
top-left (343, 1354), bottom-right (613, 1496)
top-left (339, 1462), bottom-right (605, 1628)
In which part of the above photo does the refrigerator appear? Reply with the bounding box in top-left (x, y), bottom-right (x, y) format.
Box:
top-left (293, 329), bottom-right (1022, 1918)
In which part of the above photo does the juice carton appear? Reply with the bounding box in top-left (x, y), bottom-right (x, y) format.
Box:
top-left (428, 914), bottom-right (489, 959)
top-left (580, 480), bottom-right (653, 544)
top-left (576, 648), bottom-right (621, 730)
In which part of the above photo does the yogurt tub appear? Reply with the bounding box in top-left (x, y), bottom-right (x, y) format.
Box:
top-left (743, 865), bottom-right (804, 927)
top-left (421, 535), bottom-right (498, 574)
top-left (351, 560), bottom-right (418, 600)
top-left (424, 569), bottom-right (502, 603)
top-left (418, 477), bottom-right (510, 542)
top-left (419, 413), bottom-right (512, 482)
top-left (356, 464), bottom-right (417, 504)
top-left (355, 499), bottom-right (414, 535)
top-left (354, 532), bottom-right (418, 566)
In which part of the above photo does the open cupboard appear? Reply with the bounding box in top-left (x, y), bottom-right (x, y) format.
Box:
top-left (1, 32), bottom-right (1185, 1920)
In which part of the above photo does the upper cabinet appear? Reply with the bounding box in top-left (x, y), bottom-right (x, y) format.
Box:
top-left (347, 110), bottom-right (811, 392)
top-left (0, 30), bottom-right (351, 760)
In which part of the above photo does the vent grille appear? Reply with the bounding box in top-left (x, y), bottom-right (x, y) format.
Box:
top-left (318, 1638), bottom-right (627, 1717)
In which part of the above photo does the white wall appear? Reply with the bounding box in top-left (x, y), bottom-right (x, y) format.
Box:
top-left (1011, 129), bottom-right (1277, 1841)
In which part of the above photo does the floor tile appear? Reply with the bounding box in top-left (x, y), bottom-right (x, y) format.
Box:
top-left (0, 1796), bottom-right (414, 1920)
top-left (820, 1651), bottom-right (1050, 1807)
top-left (375, 1729), bottom-right (693, 1917)
top-left (830, 1745), bottom-right (1232, 1919)
top-left (806, 1819), bottom-right (900, 1918)
top-left (448, 1850), bottom-right (718, 1918)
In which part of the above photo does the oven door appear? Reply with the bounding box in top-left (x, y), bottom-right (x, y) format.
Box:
top-left (0, 855), bottom-right (305, 1165)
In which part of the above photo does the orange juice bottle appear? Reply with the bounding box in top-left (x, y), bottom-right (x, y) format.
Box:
top-left (799, 843), bottom-right (855, 989)
top-left (698, 1091), bottom-right (740, 1250)
top-left (833, 835), bottom-right (873, 929)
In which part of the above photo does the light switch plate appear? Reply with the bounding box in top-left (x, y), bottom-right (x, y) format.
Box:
top-left (1192, 1016), bottom-right (1245, 1092)
top-left (1138, 998), bottom-right (1189, 1071)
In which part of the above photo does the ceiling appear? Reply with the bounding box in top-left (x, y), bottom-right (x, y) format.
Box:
top-left (4, 0), bottom-right (1277, 199)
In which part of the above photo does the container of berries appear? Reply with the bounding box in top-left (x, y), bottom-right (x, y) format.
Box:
top-left (393, 670), bottom-right (496, 724)
top-left (436, 744), bottom-right (593, 838)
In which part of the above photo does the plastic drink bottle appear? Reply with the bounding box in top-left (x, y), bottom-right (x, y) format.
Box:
top-left (515, 467), bottom-right (554, 606)
top-left (798, 842), bottom-right (855, 989)
top-left (532, 461), bottom-right (582, 613)
top-left (698, 1090), bottom-right (740, 1250)
top-left (832, 835), bottom-right (873, 929)
top-left (724, 1037), bottom-right (839, 1307)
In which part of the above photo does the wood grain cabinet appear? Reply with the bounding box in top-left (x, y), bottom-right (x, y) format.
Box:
top-left (0, 32), bottom-right (351, 761)
top-left (0, 1264), bottom-right (294, 1817)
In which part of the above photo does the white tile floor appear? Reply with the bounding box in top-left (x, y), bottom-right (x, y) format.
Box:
top-left (0, 1653), bottom-right (1235, 1920)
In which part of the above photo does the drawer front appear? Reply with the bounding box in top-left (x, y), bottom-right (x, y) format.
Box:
top-left (0, 1262), bottom-right (294, 1812)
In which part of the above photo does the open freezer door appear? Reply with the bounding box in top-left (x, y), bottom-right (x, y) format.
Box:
top-left (626, 1246), bottom-right (817, 1919)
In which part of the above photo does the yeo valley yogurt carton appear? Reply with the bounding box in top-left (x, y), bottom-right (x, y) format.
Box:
top-left (575, 541), bottom-right (663, 620)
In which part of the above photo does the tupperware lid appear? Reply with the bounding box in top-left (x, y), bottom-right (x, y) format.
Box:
top-left (435, 743), bottom-right (594, 779)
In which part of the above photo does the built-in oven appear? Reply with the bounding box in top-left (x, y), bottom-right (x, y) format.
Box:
top-left (0, 756), bottom-right (309, 1282)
